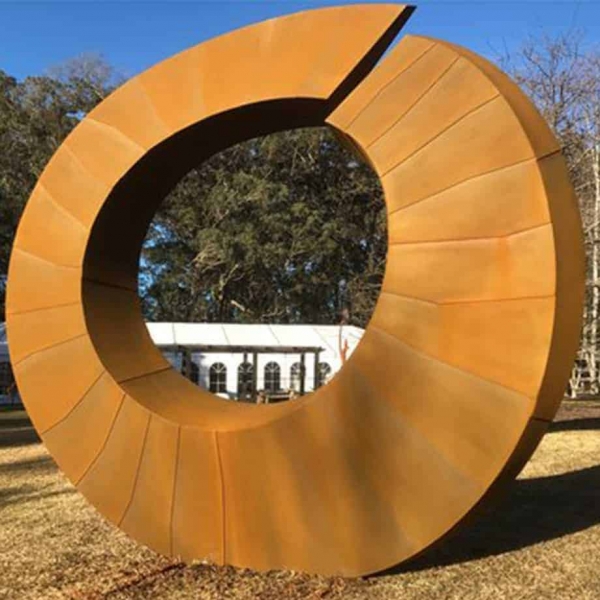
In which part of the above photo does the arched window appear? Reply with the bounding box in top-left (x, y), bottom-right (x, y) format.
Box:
top-left (290, 362), bottom-right (302, 391)
top-left (237, 362), bottom-right (254, 398)
top-left (209, 362), bottom-right (227, 393)
top-left (317, 362), bottom-right (332, 387)
top-left (264, 362), bottom-right (281, 393)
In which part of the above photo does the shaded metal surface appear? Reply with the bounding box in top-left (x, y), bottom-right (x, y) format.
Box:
top-left (5, 4), bottom-right (584, 576)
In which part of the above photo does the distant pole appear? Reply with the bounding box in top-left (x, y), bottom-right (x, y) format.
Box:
top-left (242, 351), bottom-right (248, 401)
top-left (300, 352), bottom-right (306, 396)
top-left (252, 351), bottom-right (258, 403)
top-left (338, 308), bottom-right (350, 365)
top-left (182, 347), bottom-right (192, 380)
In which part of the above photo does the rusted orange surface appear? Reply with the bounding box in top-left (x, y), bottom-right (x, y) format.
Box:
top-left (6, 4), bottom-right (584, 576)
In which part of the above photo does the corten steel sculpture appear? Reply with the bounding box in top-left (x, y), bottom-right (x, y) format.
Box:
top-left (6, 4), bottom-right (585, 576)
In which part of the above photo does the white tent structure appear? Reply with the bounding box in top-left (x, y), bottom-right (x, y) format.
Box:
top-left (147, 322), bottom-right (364, 400)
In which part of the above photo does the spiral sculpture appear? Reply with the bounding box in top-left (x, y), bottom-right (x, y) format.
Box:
top-left (6, 4), bottom-right (584, 576)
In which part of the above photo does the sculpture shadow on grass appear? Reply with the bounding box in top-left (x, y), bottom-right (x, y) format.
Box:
top-left (548, 417), bottom-right (600, 433)
top-left (0, 482), bottom-right (76, 509)
top-left (0, 454), bottom-right (54, 475)
top-left (382, 462), bottom-right (600, 575)
top-left (0, 424), bottom-right (40, 448)
top-left (0, 410), bottom-right (39, 448)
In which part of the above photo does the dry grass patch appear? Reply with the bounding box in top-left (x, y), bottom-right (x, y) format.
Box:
top-left (1, 403), bottom-right (599, 599)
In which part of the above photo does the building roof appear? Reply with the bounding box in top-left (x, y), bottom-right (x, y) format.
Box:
top-left (0, 322), bottom-right (365, 361)
top-left (146, 323), bottom-right (364, 356)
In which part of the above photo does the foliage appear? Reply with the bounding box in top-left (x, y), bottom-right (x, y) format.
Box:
top-left (141, 128), bottom-right (385, 327)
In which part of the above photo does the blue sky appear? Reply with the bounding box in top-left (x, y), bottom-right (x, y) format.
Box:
top-left (1, 1), bottom-right (599, 81)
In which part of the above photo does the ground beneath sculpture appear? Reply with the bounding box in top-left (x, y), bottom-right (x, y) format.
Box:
top-left (1, 402), bottom-right (599, 600)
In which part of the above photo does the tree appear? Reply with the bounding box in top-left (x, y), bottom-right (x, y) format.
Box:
top-left (141, 127), bottom-right (385, 328)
